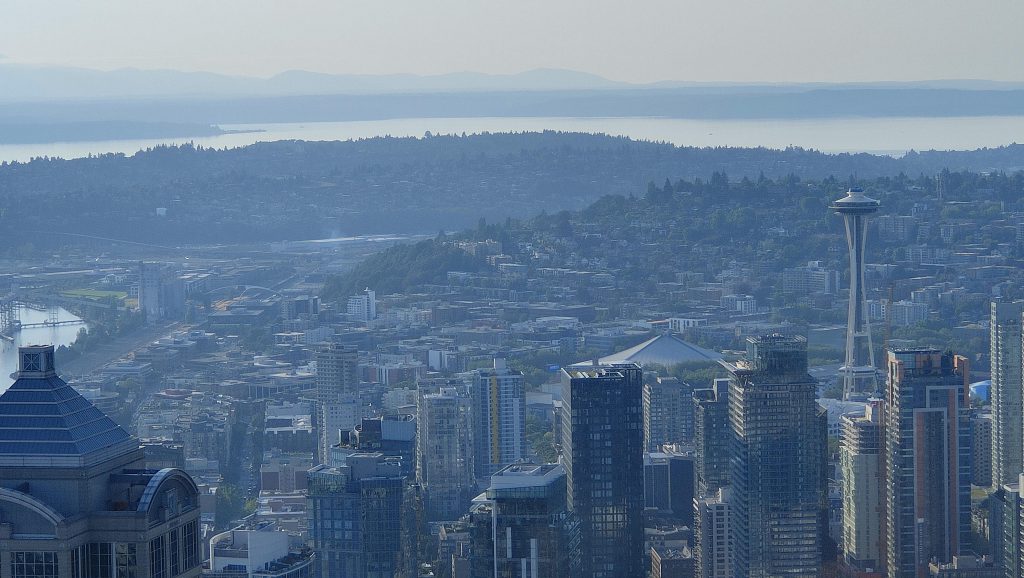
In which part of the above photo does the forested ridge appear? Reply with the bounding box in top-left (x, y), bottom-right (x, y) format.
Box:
top-left (3, 132), bottom-right (1024, 248)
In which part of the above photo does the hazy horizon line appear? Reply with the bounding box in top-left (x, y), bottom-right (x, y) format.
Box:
top-left (2, 60), bottom-right (1022, 89)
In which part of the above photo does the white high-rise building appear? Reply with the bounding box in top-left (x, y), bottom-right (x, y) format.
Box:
top-left (315, 342), bottom-right (359, 461)
top-left (695, 488), bottom-right (733, 578)
top-left (840, 401), bottom-right (884, 574)
top-left (991, 300), bottom-right (1024, 487)
top-left (347, 288), bottom-right (376, 322)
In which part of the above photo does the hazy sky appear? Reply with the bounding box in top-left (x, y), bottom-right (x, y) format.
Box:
top-left (3, 0), bottom-right (1023, 83)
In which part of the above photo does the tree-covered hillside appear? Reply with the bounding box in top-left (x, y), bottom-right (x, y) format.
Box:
top-left (3, 132), bottom-right (1024, 249)
top-left (323, 238), bottom-right (486, 298)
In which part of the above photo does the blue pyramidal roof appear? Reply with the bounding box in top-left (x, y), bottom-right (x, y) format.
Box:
top-left (0, 345), bottom-right (136, 467)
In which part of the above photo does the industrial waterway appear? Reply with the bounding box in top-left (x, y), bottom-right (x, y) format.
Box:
top-left (0, 306), bottom-right (85, 392)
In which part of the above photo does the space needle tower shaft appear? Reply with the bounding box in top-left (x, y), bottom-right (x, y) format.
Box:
top-left (831, 188), bottom-right (881, 399)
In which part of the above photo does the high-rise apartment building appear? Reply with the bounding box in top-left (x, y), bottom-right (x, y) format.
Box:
top-left (643, 376), bottom-right (695, 451)
top-left (990, 300), bottom-right (1024, 487)
top-left (883, 347), bottom-right (971, 578)
top-left (840, 400), bottom-right (884, 574)
top-left (694, 488), bottom-right (733, 578)
top-left (472, 359), bottom-right (526, 478)
top-left (316, 343), bottom-right (359, 462)
top-left (972, 412), bottom-right (993, 488)
top-left (0, 345), bottom-right (202, 578)
top-left (993, 475), bottom-right (1024, 578)
top-left (560, 362), bottom-right (644, 578)
top-left (417, 386), bottom-right (475, 521)
top-left (346, 289), bottom-right (376, 323)
top-left (307, 453), bottom-right (405, 578)
top-left (693, 378), bottom-right (730, 497)
top-left (468, 463), bottom-right (568, 578)
top-left (727, 335), bottom-right (826, 578)
top-left (139, 261), bottom-right (185, 322)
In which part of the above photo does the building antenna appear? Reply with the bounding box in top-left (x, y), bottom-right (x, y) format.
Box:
top-left (883, 284), bottom-right (894, 354)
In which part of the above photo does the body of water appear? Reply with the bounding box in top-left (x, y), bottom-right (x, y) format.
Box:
top-left (1, 306), bottom-right (86, 392)
top-left (1, 115), bottom-right (1024, 162)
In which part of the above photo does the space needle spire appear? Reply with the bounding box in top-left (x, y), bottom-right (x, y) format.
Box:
top-left (831, 188), bottom-right (881, 399)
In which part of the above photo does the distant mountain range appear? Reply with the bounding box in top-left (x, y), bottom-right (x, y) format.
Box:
top-left (3, 64), bottom-right (1024, 146)
top-left (3, 63), bottom-right (1024, 102)
top-left (0, 65), bottom-right (623, 101)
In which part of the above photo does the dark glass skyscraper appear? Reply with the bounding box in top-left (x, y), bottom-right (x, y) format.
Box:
top-left (560, 362), bottom-right (644, 578)
top-left (308, 453), bottom-right (406, 578)
top-left (469, 463), bottom-right (569, 578)
top-left (693, 378), bottom-right (731, 497)
top-left (726, 335), bottom-right (826, 578)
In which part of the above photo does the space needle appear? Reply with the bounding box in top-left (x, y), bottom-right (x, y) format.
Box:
top-left (831, 187), bottom-right (881, 399)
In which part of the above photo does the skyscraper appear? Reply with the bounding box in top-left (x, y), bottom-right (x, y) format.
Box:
top-left (990, 300), bottom-right (1024, 488)
top-left (417, 386), bottom-right (475, 521)
top-left (693, 378), bottom-right (731, 497)
top-left (139, 261), bottom-right (185, 323)
top-left (694, 488), bottom-right (733, 578)
top-left (972, 411), bottom-right (993, 488)
top-left (346, 288), bottom-right (376, 323)
top-left (883, 347), bottom-right (971, 578)
top-left (831, 188), bottom-right (881, 399)
top-left (316, 342), bottom-right (360, 462)
top-left (993, 474), bottom-right (1024, 578)
top-left (560, 362), bottom-right (644, 578)
top-left (644, 451), bottom-right (672, 512)
top-left (308, 453), bottom-right (406, 578)
top-left (726, 335), bottom-right (826, 578)
top-left (840, 400), bottom-right (884, 574)
top-left (468, 463), bottom-right (569, 578)
top-left (643, 376), bottom-right (695, 452)
top-left (0, 345), bottom-right (202, 578)
top-left (472, 358), bottom-right (527, 478)
top-left (643, 450), bottom-right (696, 525)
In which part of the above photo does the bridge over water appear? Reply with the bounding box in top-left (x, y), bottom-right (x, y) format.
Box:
top-left (0, 294), bottom-right (16, 338)
top-left (0, 295), bottom-right (83, 339)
